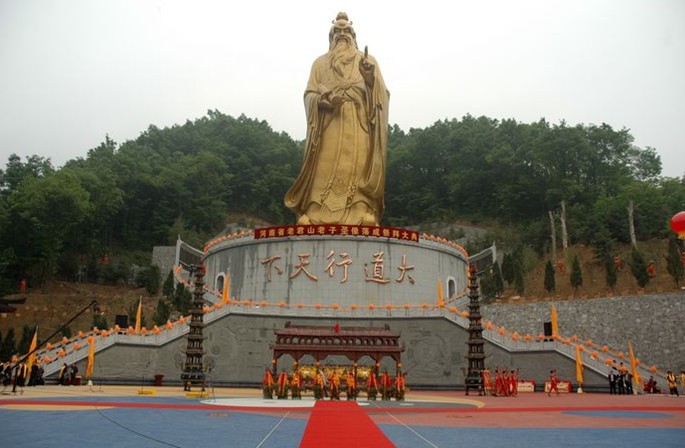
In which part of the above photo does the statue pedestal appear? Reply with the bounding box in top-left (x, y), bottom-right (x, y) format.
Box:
top-left (203, 225), bottom-right (469, 307)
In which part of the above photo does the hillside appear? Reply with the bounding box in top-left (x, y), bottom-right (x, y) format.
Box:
top-left (496, 240), bottom-right (679, 304)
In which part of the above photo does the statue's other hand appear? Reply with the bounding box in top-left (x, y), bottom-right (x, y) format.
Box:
top-left (330, 95), bottom-right (345, 108)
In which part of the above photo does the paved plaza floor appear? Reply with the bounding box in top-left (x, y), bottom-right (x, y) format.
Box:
top-left (1, 385), bottom-right (684, 447)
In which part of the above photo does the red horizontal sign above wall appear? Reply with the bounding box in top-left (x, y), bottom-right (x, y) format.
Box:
top-left (254, 225), bottom-right (419, 243)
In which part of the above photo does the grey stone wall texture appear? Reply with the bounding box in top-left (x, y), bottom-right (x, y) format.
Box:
top-left (82, 313), bottom-right (606, 390)
top-left (203, 235), bottom-right (469, 307)
top-left (483, 291), bottom-right (685, 374)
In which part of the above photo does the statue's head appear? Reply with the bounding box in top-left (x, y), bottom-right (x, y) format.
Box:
top-left (328, 12), bottom-right (357, 49)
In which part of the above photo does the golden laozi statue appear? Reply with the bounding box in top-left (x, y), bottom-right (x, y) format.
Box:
top-left (285, 12), bottom-right (390, 226)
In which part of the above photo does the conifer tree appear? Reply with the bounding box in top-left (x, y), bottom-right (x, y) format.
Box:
top-left (501, 253), bottom-right (514, 285)
top-left (152, 298), bottom-right (171, 325)
top-left (544, 260), bottom-right (556, 293)
top-left (0, 328), bottom-right (16, 361)
top-left (570, 255), bottom-right (583, 292)
top-left (604, 254), bottom-right (617, 290)
top-left (629, 246), bottom-right (649, 288)
top-left (163, 270), bottom-right (175, 298)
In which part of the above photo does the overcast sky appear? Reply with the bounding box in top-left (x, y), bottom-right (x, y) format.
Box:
top-left (1, 0), bottom-right (683, 177)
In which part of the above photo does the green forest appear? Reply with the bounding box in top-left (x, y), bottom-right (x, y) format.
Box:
top-left (1, 110), bottom-right (684, 294)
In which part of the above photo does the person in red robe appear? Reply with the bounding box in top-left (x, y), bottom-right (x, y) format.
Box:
top-left (494, 368), bottom-right (503, 396)
top-left (262, 369), bottom-right (274, 399)
top-left (380, 371), bottom-right (392, 400)
top-left (329, 370), bottom-right (341, 400)
top-left (367, 372), bottom-right (378, 400)
top-left (502, 370), bottom-right (511, 397)
top-left (291, 371), bottom-right (302, 399)
top-left (395, 371), bottom-right (406, 401)
top-left (548, 369), bottom-right (560, 397)
top-left (276, 370), bottom-right (289, 399)
top-left (510, 369), bottom-right (519, 397)
top-left (346, 369), bottom-right (357, 400)
top-left (482, 369), bottom-right (493, 396)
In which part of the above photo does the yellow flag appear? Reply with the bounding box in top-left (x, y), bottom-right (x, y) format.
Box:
top-left (551, 304), bottom-right (559, 337)
top-left (25, 327), bottom-right (38, 374)
top-left (437, 278), bottom-right (444, 307)
top-left (575, 344), bottom-right (584, 385)
top-left (134, 297), bottom-right (142, 333)
top-left (85, 336), bottom-right (95, 378)
top-left (628, 341), bottom-right (641, 392)
top-left (222, 272), bottom-right (230, 303)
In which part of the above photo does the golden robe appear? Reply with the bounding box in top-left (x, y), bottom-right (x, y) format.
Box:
top-left (285, 48), bottom-right (389, 226)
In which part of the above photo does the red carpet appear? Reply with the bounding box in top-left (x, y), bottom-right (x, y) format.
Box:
top-left (299, 401), bottom-right (395, 448)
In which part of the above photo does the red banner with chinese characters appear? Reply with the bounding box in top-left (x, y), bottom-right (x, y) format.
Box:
top-left (254, 225), bottom-right (419, 243)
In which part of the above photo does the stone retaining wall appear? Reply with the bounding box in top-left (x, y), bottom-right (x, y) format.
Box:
top-left (483, 292), bottom-right (685, 373)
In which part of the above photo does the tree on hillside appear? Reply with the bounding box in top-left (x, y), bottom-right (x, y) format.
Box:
top-left (0, 328), bottom-right (16, 361)
top-left (570, 255), bottom-right (583, 292)
top-left (163, 270), bottom-right (175, 298)
top-left (544, 260), bottom-right (556, 293)
top-left (629, 246), bottom-right (650, 288)
top-left (93, 314), bottom-right (108, 331)
top-left (18, 324), bottom-right (34, 355)
top-left (173, 284), bottom-right (192, 315)
top-left (604, 254), bottom-right (618, 290)
top-left (136, 265), bottom-right (160, 296)
top-left (152, 298), bottom-right (171, 326)
top-left (501, 253), bottom-right (514, 286)
top-left (665, 237), bottom-right (684, 288)
top-left (513, 264), bottom-right (525, 296)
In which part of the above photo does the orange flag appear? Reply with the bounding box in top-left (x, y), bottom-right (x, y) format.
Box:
top-left (222, 272), bottom-right (230, 303)
top-left (134, 297), bottom-right (142, 333)
top-left (85, 336), bottom-right (95, 378)
top-left (437, 278), bottom-right (445, 307)
top-left (551, 304), bottom-right (559, 337)
top-left (25, 327), bottom-right (38, 374)
top-left (628, 341), bottom-right (641, 393)
top-left (575, 344), bottom-right (584, 388)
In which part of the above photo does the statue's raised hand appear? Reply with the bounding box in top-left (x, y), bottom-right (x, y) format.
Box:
top-left (359, 45), bottom-right (374, 87)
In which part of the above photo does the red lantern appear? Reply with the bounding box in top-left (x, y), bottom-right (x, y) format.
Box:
top-left (670, 211), bottom-right (685, 239)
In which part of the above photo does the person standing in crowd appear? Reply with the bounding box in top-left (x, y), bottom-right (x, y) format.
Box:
top-left (666, 370), bottom-right (679, 397)
top-left (680, 370), bottom-right (685, 396)
top-left (57, 363), bottom-right (68, 385)
top-left (617, 364), bottom-right (626, 395)
top-left (608, 368), bottom-right (617, 394)
top-left (510, 369), bottom-right (519, 397)
top-left (625, 370), bottom-right (634, 395)
top-left (548, 369), bottom-right (560, 397)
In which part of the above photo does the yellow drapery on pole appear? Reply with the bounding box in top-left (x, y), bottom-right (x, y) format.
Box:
top-left (575, 344), bottom-right (584, 391)
top-left (551, 304), bottom-right (559, 337)
top-left (134, 296), bottom-right (142, 333)
top-left (25, 327), bottom-right (38, 374)
top-left (86, 336), bottom-right (95, 378)
top-left (628, 341), bottom-right (641, 393)
top-left (222, 272), bottom-right (230, 303)
top-left (437, 278), bottom-right (445, 307)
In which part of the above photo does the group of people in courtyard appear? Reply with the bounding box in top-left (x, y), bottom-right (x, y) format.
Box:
top-left (482, 367), bottom-right (520, 396)
top-left (608, 363), bottom-right (634, 395)
top-left (1, 359), bottom-right (45, 393)
top-left (262, 365), bottom-right (406, 401)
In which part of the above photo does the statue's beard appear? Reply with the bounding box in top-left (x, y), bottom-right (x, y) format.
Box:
top-left (329, 36), bottom-right (357, 78)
